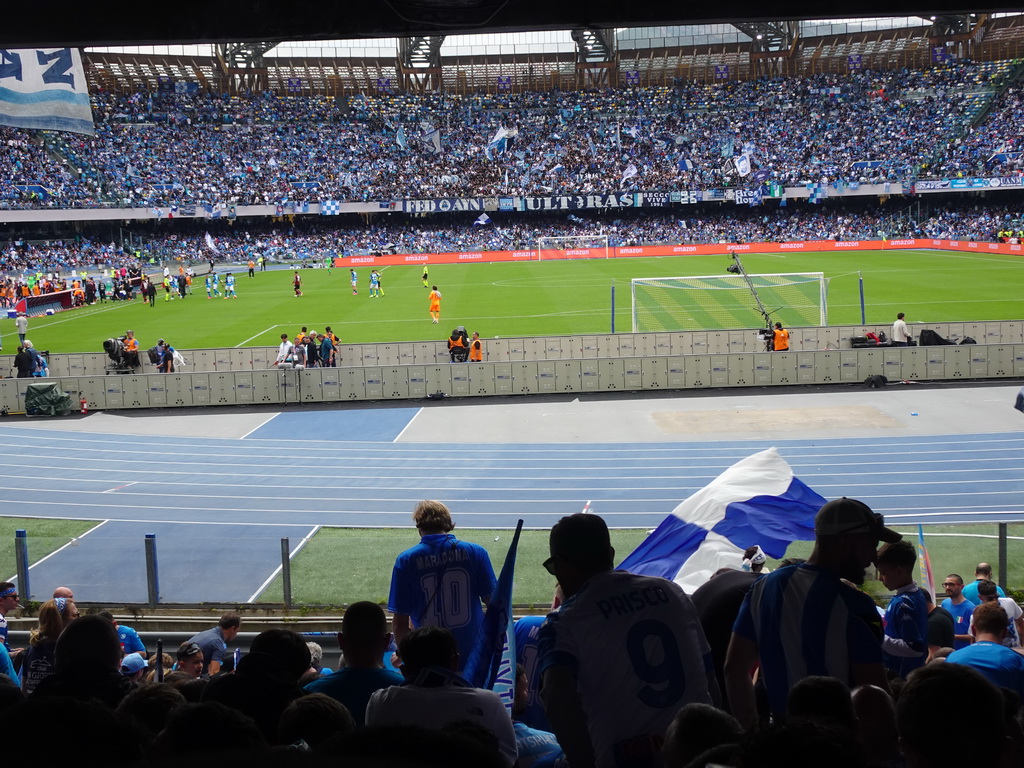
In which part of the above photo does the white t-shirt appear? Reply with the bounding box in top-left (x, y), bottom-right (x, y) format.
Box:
top-left (970, 597), bottom-right (1024, 648)
top-left (540, 570), bottom-right (715, 768)
top-left (276, 340), bottom-right (294, 363)
top-left (892, 318), bottom-right (911, 343)
top-left (366, 677), bottom-right (517, 767)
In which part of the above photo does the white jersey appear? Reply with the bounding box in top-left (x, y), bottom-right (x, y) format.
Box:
top-left (539, 570), bottom-right (715, 768)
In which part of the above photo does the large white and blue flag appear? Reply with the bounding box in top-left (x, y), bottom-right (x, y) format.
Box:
top-left (463, 519), bottom-right (523, 713)
top-left (618, 448), bottom-right (825, 593)
top-left (473, 212), bottom-right (492, 226)
top-left (0, 48), bottom-right (94, 135)
top-left (734, 154), bottom-right (752, 177)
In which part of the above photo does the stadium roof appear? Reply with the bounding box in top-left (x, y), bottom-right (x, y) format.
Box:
top-left (3, 1), bottom-right (1018, 48)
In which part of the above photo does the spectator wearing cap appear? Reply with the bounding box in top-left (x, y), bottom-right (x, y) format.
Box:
top-left (187, 612), bottom-right (240, 677)
top-left (175, 642), bottom-right (204, 679)
top-left (962, 562), bottom-right (1006, 606)
top-left (120, 652), bottom-right (148, 683)
top-left (725, 497), bottom-right (899, 729)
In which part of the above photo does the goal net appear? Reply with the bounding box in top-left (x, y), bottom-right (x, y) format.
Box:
top-left (536, 234), bottom-right (610, 260)
top-left (631, 272), bottom-right (828, 332)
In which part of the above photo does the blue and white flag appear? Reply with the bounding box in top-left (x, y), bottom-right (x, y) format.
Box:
top-left (808, 183), bottom-right (828, 204)
top-left (473, 212), bottom-right (492, 226)
top-left (0, 48), bottom-right (94, 135)
top-left (396, 127), bottom-right (408, 150)
top-left (618, 448), bottom-right (825, 593)
top-left (587, 135), bottom-right (597, 157)
top-left (734, 154), bottom-right (752, 177)
top-left (620, 163), bottom-right (638, 184)
top-left (678, 157), bottom-right (695, 172)
top-left (204, 233), bottom-right (220, 254)
top-left (320, 200), bottom-right (340, 215)
top-left (463, 519), bottom-right (523, 713)
top-left (624, 125), bottom-right (641, 139)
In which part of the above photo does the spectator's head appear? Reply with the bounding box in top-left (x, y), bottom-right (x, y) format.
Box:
top-left (813, 497), bottom-right (900, 584)
top-left (852, 684), bottom-right (900, 767)
top-left (116, 672), bottom-right (187, 738)
top-left (547, 513), bottom-right (614, 596)
top-left (31, 597), bottom-right (78, 645)
top-left (976, 562), bottom-right (994, 579)
top-left (339, 600), bottom-right (392, 668)
top-left (413, 499), bottom-right (454, 534)
top-left (662, 702), bottom-right (743, 768)
top-left (787, 676), bottom-right (856, 731)
top-left (306, 641), bottom-right (323, 671)
top-left (875, 539), bottom-right (917, 591)
top-left (943, 573), bottom-right (965, 598)
top-left (0, 582), bottom-right (19, 617)
top-left (972, 600), bottom-right (1009, 640)
top-left (120, 652), bottom-right (147, 681)
top-left (978, 579), bottom-right (1001, 603)
top-left (898, 663), bottom-right (1010, 768)
top-left (897, 312), bottom-right (905, 320)
top-left (742, 545), bottom-right (767, 573)
top-left (277, 692), bottom-right (355, 749)
top-left (53, 586), bottom-right (74, 600)
top-left (176, 642), bottom-right (204, 678)
top-left (398, 625), bottom-right (459, 680)
top-left (249, 629), bottom-right (311, 681)
top-left (154, 701), bottom-right (267, 757)
top-left (53, 613), bottom-right (120, 673)
top-left (218, 612), bottom-right (241, 640)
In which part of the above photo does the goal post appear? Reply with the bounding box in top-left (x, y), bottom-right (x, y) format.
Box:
top-left (631, 272), bottom-right (828, 332)
top-left (536, 234), bottom-right (610, 260)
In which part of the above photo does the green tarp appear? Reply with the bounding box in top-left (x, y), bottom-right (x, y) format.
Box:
top-left (24, 383), bottom-right (72, 417)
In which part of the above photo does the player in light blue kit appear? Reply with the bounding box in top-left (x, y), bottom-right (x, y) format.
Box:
top-left (211, 272), bottom-right (222, 297)
top-left (205, 274), bottom-right (213, 299)
top-left (225, 272), bottom-right (237, 299)
top-left (369, 269), bottom-right (380, 298)
top-left (388, 500), bottom-right (496, 674)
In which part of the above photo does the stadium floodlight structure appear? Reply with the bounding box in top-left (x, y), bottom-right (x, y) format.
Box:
top-left (536, 234), bottom-right (610, 260)
top-left (631, 262), bottom-right (827, 333)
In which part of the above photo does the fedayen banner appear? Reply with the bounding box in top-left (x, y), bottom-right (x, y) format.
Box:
top-left (0, 48), bottom-right (94, 135)
top-left (402, 198), bottom-right (487, 213)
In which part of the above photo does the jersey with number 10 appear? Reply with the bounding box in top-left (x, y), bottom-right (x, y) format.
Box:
top-left (388, 533), bottom-right (497, 671)
top-left (539, 570), bottom-right (715, 768)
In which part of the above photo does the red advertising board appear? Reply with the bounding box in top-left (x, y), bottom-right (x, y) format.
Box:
top-left (331, 239), bottom-right (1023, 268)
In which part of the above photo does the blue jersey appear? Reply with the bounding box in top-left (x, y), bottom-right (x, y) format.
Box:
top-left (117, 624), bottom-right (146, 655)
top-left (941, 598), bottom-right (975, 650)
top-left (948, 641), bottom-right (1024, 698)
top-left (370, 273), bottom-right (380, 286)
top-left (882, 586), bottom-right (929, 678)
top-left (388, 533), bottom-right (496, 672)
top-left (513, 721), bottom-right (563, 768)
top-left (514, 616), bottom-right (550, 731)
top-left (732, 564), bottom-right (884, 716)
top-left (962, 580), bottom-right (1005, 606)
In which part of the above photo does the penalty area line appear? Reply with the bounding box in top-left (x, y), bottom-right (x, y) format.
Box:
top-left (236, 325), bottom-right (281, 348)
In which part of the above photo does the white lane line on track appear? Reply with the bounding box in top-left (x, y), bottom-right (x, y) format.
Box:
top-left (239, 413), bottom-right (281, 440)
top-left (246, 525), bottom-right (320, 603)
top-left (392, 408), bottom-right (422, 443)
top-left (103, 481), bottom-right (137, 493)
top-left (5, 519), bottom-right (109, 582)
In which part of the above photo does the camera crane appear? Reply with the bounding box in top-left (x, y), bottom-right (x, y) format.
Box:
top-left (727, 254), bottom-right (780, 351)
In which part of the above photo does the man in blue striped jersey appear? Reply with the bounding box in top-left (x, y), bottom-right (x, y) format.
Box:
top-left (724, 497), bottom-right (900, 729)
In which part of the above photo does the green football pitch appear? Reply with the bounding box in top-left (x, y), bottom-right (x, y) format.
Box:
top-left (4, 248), bottom-right (1023, 354)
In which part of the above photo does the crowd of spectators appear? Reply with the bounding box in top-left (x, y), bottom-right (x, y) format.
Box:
top-left (1, 59), bottom-right (1022, 210)
top-left (1, 500), bottom-right (1023, 768)
top-left (2, 195), bottom-right (1018, 281)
